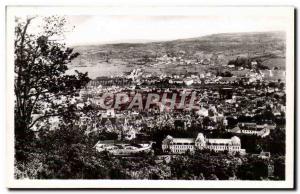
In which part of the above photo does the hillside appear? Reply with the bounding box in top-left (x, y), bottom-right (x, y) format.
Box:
top-left (67, 31), bottom-right (286, 79)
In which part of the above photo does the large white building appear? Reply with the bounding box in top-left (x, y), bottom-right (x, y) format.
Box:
top-left (162, 133), bottom-right (246, 154)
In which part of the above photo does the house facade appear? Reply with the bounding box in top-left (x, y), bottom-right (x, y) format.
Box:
top-left (162, 133), bottom-right (246, 154)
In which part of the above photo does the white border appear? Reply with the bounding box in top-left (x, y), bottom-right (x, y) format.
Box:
top-left (5, 6), bottom-right (295, 189)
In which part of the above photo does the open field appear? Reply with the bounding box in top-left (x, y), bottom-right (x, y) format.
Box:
top-left (67, 31), bottom-right (286, 79)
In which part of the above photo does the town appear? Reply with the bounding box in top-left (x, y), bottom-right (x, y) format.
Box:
top-left (30, 51), bottom-right (286, 180)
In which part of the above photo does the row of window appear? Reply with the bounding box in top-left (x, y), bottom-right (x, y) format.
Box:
top-left (163, 145), bottom-right (241, 152)
top-left (170, 145), bottom-right (194, 149)
top-left (171, 149), bottom-right (192, 153)
top-left (207, 145), bottom-right (241, 150)
top-left (242, 130), bottom-right (259, 133)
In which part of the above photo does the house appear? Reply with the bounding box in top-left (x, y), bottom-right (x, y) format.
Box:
top-left (183, 78), bottom-right (194, 86)
top-left (251, 61), bottom-right (258, 67)
top-left (172, 79), bottom-right (184, 84)
top-left (226, 122), bottom-right (272, 137)
top-left (102, 109), bottom-right (116, 118)
top-left (268, 164), bottom-right (274, 177)
top-left (218, 77), bottom-right (237, 84)
top-left (162, 133), bottom-right (246, 154)
top-left (252, 151), bottom-right (271, 159)
top-left (259, 151), bottom-right (271, 159)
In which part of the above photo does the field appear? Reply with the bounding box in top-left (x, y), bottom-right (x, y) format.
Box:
top-left (67, 31), bottom-right (286, 79)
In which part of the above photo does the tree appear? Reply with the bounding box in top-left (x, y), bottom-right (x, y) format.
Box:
top-left (33, 123), bottom-right (113, 179)
top-left (237, 157), bottom-right (268, 180)
top-left (14, 16), bottom-right (90, 140)
top-left (274, 156), bottom-right (285, 180)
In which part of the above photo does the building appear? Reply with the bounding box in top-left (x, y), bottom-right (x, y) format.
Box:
top-left (183, 78), bottom-right (194, 86)
top-left (252, 151), bottom-right (271, 159)
top-left (227, 126), bottom-right (270, 137)
top-left (226, 122), bottom-right (273, 137)
top-left (162, 133), bottom-right (246, 154)
top-left (102, 109), bottom-right (116, 118)
top-left (88, 77), bottom-right (132, 87)
top-left (162, 136), bottom-right (195, 154)
top-left (94, 140), bottom-right (154, 155)
top-left (268, 164), bottom-right (274, 178)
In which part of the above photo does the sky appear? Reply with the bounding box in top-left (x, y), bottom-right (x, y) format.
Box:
top-left (63, 14), bottom-right (289, 46)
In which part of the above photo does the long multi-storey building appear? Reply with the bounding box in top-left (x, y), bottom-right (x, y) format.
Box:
top-left (226, 122), bottom-right (275, 137)
top-left (162, 133), bottom-right (246, 154)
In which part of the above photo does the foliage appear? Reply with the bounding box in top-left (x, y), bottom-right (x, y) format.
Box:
top-left (228, 56), bottom-right (269, 70)
top-left (14, 122), bottom-right (285, 180)
top-left (14, 16), bottom-right (90, 161)
top-left (237, 156), bottom-right (268, 180)
top-left (168, 150), bottom-right (240, 180)
top-left (14, 16), bottom-right (90, 136)
top-left (273, 156), bottom-right (285, 180)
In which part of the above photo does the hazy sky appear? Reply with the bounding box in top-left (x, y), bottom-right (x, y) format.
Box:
top-left (64, 14), bottom-right (289, 46)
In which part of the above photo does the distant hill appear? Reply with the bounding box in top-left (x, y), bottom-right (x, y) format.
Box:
top-left (68, 31), bottom-right (286, 79)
